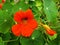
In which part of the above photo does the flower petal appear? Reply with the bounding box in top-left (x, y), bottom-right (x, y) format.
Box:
top-left (0, 3), bottom-right (2, 9)
top-left (21, 25), bottom-right (34, 37)
top-left (12, 24), bottom-right (21, 36)
top-left (14, 9), bottom-right (34, 23)
top-left (27, 19), bottom-right (38, 29)
top-left (46, 29), bottom-right (56, 36)
top-left (2, 0), bottom-right (6, 3)
top-left (14, 10), bottom-right (25, 23)
top-left (26, 9), bottom-right (34, 19)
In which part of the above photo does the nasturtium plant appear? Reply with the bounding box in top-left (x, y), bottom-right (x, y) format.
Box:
top-left (0, 0), bottom-right (60, 45)
top-left (0, 37), bottom-right (4, 45)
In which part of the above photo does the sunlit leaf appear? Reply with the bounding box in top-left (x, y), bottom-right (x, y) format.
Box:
top-left (43, 0), bottom-right (58, 25)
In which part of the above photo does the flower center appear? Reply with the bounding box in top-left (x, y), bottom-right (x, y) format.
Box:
top-left (22, 17), bottom-right (28, 23)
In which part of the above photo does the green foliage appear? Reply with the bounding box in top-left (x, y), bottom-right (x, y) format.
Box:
top-left (0, 0), bottom-right (60, 45)
top-left (43, 0), bottom-right (58, 25)
top-left (0, 10), bottom-right (13, 33)
top-left (20, 30), bottom-right (44, 45)
top-left (12, 1), bottom-right (29, 13)
top-left (0, 37), bottom-right (4, 45)
top-left (48, 34), bottom-right (57, 40)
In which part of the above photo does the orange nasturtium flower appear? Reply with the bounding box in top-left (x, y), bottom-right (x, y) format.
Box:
top-left (0, 3), bottom-right (2, 9)
top-left (0, 0), bottom-right (5, 9)
top-left (40, 23), bottom-right (56, 36)
top-left (12, 9), bottom-right (38, 37)
top-left (2, 0), bottom-right (6, 3)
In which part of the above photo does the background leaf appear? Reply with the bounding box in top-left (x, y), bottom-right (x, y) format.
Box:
top-left (20, 30), bottom-right (44, 45)
top-left (12, 1), bottom-right (29, 13)
top-left (43, 0), bottom-right (58, 25)
top-left (0, 10), bottom-right (13, 34)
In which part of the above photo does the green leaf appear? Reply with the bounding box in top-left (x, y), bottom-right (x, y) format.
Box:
top-left (3, 3), bottom-right (12, 10)
top-left (0, 0), bottom-right (1, 2)
top-left (29, 1), bottom-right (36, 7)
top-left (20, 37), bottom-right (33, 45)
top-left (35, 0), bottom-right (42, 11)
top-left (20, 36), bottom-right (44, 45)
top-left (33, 37), bottom-right (44, 45)
top-left (58, 41), bottom-right (60, 45)
top-left (31, 30), bottom-right (41, 39)
top-left (2, 32), bottom-right (11, 41)
top-left (12, 1), bottom-right (29, 13)
top-left (30, 0), bottom-right (35, 1)
top-left (25, 0), bottom-right (29, 2)
top-left (0, 10), bottom-right (13, 33)
top-left (5, 0), bottom-right (10, 3)
top-left (35, 0), bottom-right (42, 7)
top-left (19, 1), bottom-right (29, 10)
top-left (10, 33), bottom-right (18, 40)
top-left (2, 3), bottom-right (13, 15)
top-left (0, 20), bottom-right (12, 33)
top-left (0, 37), bottom-right (4, 45)
top-left (20, 30), bottom-right (44, 45)
top-left (48, 39), bottom-right (58, 45)
top-left (43, 0), bottom-right (58, 25)
top-left (33, 30), bottom-right (44, 45)
top-left (32, 6), bottom-right (41, 23)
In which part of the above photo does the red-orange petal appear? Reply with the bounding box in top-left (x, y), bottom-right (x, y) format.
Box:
top-left (26, 9), bottom-right (34, 19)
top-left (21, 25), bottom-right (34, 37)
top-left (14, 10), bottom-right (25, 23)
top-left (46, 29), bottom-right (56, 36)
top-left (0, 4), bottom-right (2, 9)
top-left (14, 9), bottom-right (34, 23)
top-left (12, 24), bottom-right (21, 36)
top-left (2, 0), bottom-right (5, 3)
top-left (27, 19), bottom-right (38, 29)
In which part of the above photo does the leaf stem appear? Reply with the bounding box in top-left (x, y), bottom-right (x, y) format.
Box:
top-left (3, 37), bottom-right (19, 42)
